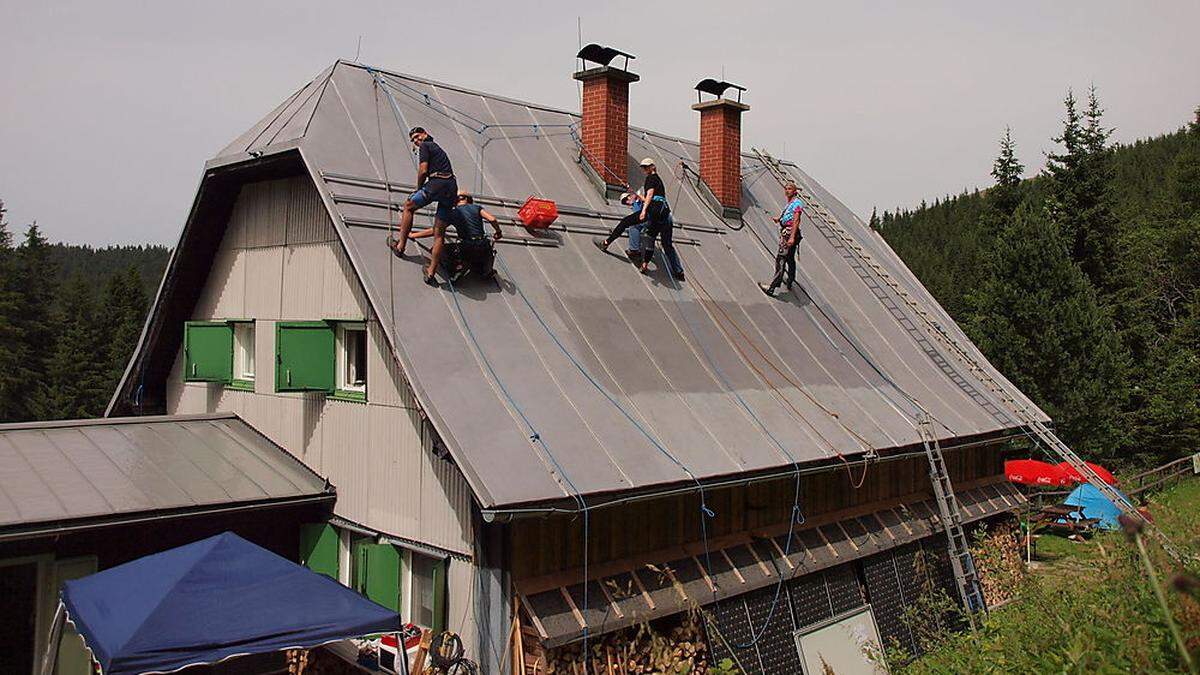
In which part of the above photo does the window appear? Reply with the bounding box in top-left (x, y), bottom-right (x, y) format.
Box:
top-left (409, 553), bottom-right (447, 632)
top-left (336, 323), bottom-right (368, 398)
top-left (232, 321), bottom-right (255, 387)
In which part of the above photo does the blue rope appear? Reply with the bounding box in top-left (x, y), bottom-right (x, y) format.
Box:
top-left (656, 244), bottom-right (805, 649)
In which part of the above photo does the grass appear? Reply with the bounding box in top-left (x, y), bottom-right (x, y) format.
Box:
top-left (898, 478), bottom-right (1200, 674)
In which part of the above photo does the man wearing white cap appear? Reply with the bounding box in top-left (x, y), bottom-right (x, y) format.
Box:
top-left (635, 158), bottom-right (684, 281)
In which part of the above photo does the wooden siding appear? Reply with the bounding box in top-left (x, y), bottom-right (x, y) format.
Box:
top-left (166, 176), bottom-right (476, 557)
top-left (510, 444), bottom-right (1006, 581)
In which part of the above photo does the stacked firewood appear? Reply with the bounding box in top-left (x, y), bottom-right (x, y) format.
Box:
top-left (541, 612), bottom-right (714, 674)
top-left (971, 519), bottom-right (1025, 607)
top-left (285, 647), bottom-right (360, 675)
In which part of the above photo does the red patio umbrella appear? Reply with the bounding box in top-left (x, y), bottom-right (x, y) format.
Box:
top-left (1004, 459), bottom-right (1073, 487)
top-left (1056, 461), bottom-right (1118, 485)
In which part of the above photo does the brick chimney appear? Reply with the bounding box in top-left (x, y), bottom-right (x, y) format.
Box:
top-left (574, 44), bottom-right (639, 193)
top-left (692, 79), bottom-right (749, 213)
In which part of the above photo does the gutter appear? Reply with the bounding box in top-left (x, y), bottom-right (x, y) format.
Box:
top-left (480, 430), bottom-right (1029, 521)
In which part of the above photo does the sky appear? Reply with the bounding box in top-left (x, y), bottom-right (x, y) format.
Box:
top-left (1, 1), bottom-right (1197, 247)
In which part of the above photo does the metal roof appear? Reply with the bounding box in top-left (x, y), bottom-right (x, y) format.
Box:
top-left (0, 413), bottom-right (331, 533)
top-left (117, 60), bottom-right (1046, 510)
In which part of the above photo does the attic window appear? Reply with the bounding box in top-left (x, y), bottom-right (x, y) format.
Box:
top-left (336, 323), bottom-right (367, 398)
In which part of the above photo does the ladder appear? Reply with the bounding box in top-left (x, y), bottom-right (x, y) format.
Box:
top-left (749, 148), bottom-right (1185, 565)
top-left (920, 415), bottom-right (987, 626)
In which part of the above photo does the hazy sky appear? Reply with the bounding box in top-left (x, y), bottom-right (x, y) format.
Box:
top-left (2, 1), bottom-right (1197, 246)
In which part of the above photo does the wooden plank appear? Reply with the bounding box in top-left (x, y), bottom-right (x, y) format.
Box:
top-left (560, 587), bottom-right (587, 630)
top-left (744, 543), bottom-right (773, 577)
top-left (873, 512), bottom-right (897, 540)
top-left (720, 549), bottom-right (746, 584)
top-left (815, 526), bottom-right (838, 558)
top-left (836, 522), bottom-right (860, 552)
top-left (693, 555), bottom-right (717, 593)
top-left (630, 569), bottom-right (656, 610)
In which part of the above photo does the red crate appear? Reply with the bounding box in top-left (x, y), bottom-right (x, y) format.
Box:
top-left (518, 196), bottom-right (558, 229)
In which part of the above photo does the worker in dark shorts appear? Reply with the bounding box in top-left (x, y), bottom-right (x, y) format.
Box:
top-left (391, 127), bottom-right (458, 287)
top-left (759, 180), bottom-right (805, 296)
top-left (410, 191), bottom-right (502, 282)
top-left (636, 158), bottom-right (684, 281)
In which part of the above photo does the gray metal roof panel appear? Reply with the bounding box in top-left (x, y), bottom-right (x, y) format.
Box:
top-left (191, 61), bottom-right (1047, 509)
top-left (0, 414), bottom-right (329, 530)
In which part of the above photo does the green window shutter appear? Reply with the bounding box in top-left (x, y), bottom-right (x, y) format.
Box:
top-left (354, 541), bottom-right (401, 611)
top-left (431, 558), bottom-right (448, 634)
top-left (275, 321), bottom-right (335, 392)
top-left (299, 523), bottom-right (339, 579)
top-left (183, 321), bottom-right (232, 382)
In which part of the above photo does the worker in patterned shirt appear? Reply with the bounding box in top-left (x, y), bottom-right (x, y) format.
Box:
top-left (760, 180), bottom-right (805, 296)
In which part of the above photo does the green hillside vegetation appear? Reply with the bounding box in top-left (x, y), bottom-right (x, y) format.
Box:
top-left (876, 90), bottom-right (1200, 467)
top-left (0, 204), bottom-right (170, 421)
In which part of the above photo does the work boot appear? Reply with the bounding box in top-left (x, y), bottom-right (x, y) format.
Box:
top-left (758, 282), bottom-right (775, 297)
top-left (592, 237), bottom-right (610, 252)
top-left (673, 271), bottom-right (686, 282)
top-left (423, 272), bottom-right (439, 288)
top-left (450, 267), bottom-right (470, 284)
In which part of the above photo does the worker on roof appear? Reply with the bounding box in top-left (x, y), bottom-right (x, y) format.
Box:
top-left (410, 190), bottom-right (502, 283)
top-left (391, 127), bottom-right (458, 287)
top-left (635, 158), bottom-right (685, 281)
top-left (759, 180), bottom-right (806, 296)
top-left (592, 190), bottom-right (647, 263)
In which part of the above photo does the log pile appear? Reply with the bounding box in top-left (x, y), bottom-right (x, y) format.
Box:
top-left (971, 518), bottom-right (1025, 607)
top-left (537, 611), bottom-right (714, 674)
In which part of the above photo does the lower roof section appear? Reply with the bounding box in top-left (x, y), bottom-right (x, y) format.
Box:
top-left (516, 479), bottom-right (1024, 648)
top-left (0, 413), bottom-right (333, 538)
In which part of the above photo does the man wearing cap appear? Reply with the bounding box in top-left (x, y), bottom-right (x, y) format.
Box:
top-left (593, 190), bottom-right (647, 262)
top-left (392, 126), bottom-right (458, 287)
top-left (636, 158), bottom-right (684, 281)
top-left (759, 180), bottom-right (806, 296)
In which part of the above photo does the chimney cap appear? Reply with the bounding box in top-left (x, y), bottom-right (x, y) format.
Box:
top-left (694, 78), bottom-right (747, 103)
top-left (577, 43), bottom-right (636, 70)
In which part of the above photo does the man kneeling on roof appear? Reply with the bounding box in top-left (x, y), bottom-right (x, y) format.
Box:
top-left (410, 190), bottom-right (502, 283)
top-left (759, 179), bottom-right (805, 296)
top-left (392, 127), bottom-right (458, 287)
top-left (592, 190), bottom-right (648, 263)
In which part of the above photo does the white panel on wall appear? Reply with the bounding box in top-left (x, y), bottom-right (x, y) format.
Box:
top-left (255, 320), bottom-right (275, 395)
top-left (446, 558), bottom-right (480, 653)
top-left (221, 185), bottom-right (247, 251)
top-left (286, 176), bottom-right (334, 245)
top-left (325, 243), bottom-right (368, 319)
top-left (321, 400), bottom-right (370, 524)
top-left (367, 405), bottom-right (422, 540)
top-left (280, 244), bottom-right (327, 319)
top-left (420, 431), bottom-right (475, 554)
top-left (243, 247), bottom-right (284, 320)
top-left (367, 321), bottom-right (418, 410)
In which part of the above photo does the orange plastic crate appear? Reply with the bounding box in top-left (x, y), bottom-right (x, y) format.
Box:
top-left (518, 196), bottom-right (558, 229)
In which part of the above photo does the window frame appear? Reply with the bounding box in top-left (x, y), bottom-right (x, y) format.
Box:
top-left (406, 550), bottom-right (448, 633)
top-left (333, 321), bottom-right (368, 401)
top-left (230, 320), bottom-right (256, 390)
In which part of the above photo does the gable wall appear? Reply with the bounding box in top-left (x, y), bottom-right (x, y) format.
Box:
top-left (164, 177), bottom-right (475, 557)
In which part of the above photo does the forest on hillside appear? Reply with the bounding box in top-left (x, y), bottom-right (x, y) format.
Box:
top-left (0, 209), bottom-right (170, 422)
top-left (875, 91), bottom-right (1200, 467)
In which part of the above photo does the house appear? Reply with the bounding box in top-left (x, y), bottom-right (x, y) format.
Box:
top-left (107, 52), bottom-right (1040, 673)
top-left (0, 414), bottom-right (333, 674)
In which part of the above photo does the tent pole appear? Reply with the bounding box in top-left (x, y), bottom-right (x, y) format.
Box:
top-left (38, 601), bottom-right (65, 675)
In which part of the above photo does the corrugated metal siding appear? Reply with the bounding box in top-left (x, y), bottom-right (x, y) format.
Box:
top-left (286, 175), bottom-right (333, 245)
top-left (164, 172), bottom-right (475, 556)
top-left (447, 558), bottom-right (480, 661)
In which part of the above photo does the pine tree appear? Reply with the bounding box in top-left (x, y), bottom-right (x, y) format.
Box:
top-left (11, 223), bottom-right (58, 420)
top-left (1046, 87), bottom-right (1120, 292)
top-left (967, 201), bottom-right (1129, 459)
top-left (32, 276), bottom-right (107, 420)
top-left (98, 266), bottom-right (149, 393)
top-left (0, 202), bottom-right (24, 421)
top-left (868, 207), bottom-right (880, 230)
top-left (989, 126), bottom-right (1025, 215)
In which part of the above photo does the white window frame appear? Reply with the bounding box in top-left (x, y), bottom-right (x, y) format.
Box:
top-left (335, 322), bottom-right (368, 396)
top-left (232, 321), bottom-right (255, 383)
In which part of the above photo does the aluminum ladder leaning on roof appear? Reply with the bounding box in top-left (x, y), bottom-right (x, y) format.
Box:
top-left (750, 148), bottom-right (1188, 567)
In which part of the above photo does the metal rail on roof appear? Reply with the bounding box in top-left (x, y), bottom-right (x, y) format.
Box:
top-left (320, 171), bottom-right (726, 235)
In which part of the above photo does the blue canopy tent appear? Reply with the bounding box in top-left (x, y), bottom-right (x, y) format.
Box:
top-left (1063, 483), bottom-right (1130, 530)
top-left (54, 532), bottom-right (400, 675)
